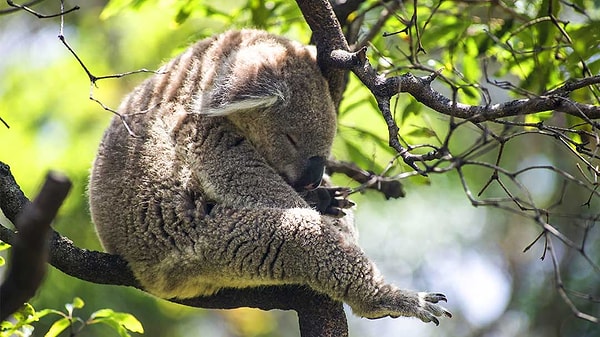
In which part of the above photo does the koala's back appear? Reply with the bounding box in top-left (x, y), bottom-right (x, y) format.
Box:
top-left (89, 34), bottom-right (215, 260)
top-left (89, 29), bottom-right (326, 293)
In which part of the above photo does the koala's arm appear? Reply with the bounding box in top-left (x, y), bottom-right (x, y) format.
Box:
top-left (173, 115), bottom-right (307, 210)
top-left (210, 207), bottom-right (450, 323)
top-left (139, 204), bottom-right (450, 324)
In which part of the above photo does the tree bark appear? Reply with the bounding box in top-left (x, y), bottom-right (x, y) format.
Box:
top-left (0, 170), bottom-right (71, 321)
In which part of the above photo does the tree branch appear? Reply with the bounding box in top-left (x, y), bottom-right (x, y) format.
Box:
top-left (296, 0), bottom-right (350, 108)
top-left (295, 0), bottom-right (600, 174)
top-left (329, 48), bottom-right (600, 121)
top-left (0, 170), bottom-right (71, 321)
top-left (0, 162), bottom-right (347, 337)
top-left (4, 0), bottom-right (79, 18)
top-left (326, 159), bottom-right (405, 199)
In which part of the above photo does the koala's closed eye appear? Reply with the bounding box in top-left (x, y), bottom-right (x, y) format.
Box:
top-left (285, 133), bottom-right (299, 149)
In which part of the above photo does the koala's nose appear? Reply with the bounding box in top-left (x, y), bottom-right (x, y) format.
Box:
top-left (293, 156), bottom-right (326, 191)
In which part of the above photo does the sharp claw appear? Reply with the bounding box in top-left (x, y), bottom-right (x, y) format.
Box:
top-left (425, 293), bottom-right (447, 303)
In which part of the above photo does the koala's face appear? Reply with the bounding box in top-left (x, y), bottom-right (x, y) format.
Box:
top-left (227, 45), bottom-right (336, 191)
top-left (201, 33), bottom-right (336, 190)
top-left (241, 78), bottom-right (337, 191)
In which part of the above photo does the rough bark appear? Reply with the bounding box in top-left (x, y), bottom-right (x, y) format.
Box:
top-left (0, 169), bottom-right (71, 321)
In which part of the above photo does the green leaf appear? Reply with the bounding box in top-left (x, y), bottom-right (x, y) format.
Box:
top-left (90, 309), bottom-right (144, 334)
top-left (92, 317), bottom-right (130, 337)
top-left (65, 297), bottom-right (84, 316)
top-left (12, 304), bottom-right (36, 322)
top-left (0, 241), bottom-right (9, 264)
top-left (111, 313), bottom-right (143, 333)
top-left (44, 317), bottom-right (71, 337)
top-left (0, 241), bottom-right (10, 251)
top-left (34, 309), bottom-right (59, 320)
top-left (525, 111), bottom-right (554, 125)
top-left (100, 0), bottom-right (148, 19)
top-left (0, 320), bottom-right (15, 329)
top-left (89, 308), bottom-right (113, 319)
top-left (100, 0), bottom-right (133, 19)
top-left (399, 99), bottom-right (423, 128)
top-left (406, 126), bottom-right (438, 139)
top-left (71, 297), bottom-right (85, 310)
top-left (338, 134), bottom-right (385, 174)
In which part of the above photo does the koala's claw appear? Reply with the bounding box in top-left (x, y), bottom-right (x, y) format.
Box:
top-left (358, 289), bottom-right (451, 325)
top-left (416, 292), bottom-right (452, 325)
top-left (301, 187), bottom-right (354, 217)
top-left (422, 292), bottom-right (448, 303)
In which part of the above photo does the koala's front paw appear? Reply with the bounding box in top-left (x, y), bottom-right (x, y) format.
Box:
top-left (356, 287), bottom-right (451, 325)
top-left (301, 187), bottom-right (354, 217)
top-left (414, 292), bottom-right (452, 325)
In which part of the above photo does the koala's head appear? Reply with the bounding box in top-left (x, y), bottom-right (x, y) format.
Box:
top-left (197, 30), bottom-right (337, 191)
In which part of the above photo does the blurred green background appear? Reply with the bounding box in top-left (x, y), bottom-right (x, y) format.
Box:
top-left (1, 1), bottom-right (599, 336)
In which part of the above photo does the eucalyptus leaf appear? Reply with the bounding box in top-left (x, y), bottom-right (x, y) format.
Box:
top-left (44, 317), bottom-right (70, 337)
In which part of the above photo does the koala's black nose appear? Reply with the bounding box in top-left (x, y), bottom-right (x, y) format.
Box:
top-left (293, 156), bottom-right (326, 191)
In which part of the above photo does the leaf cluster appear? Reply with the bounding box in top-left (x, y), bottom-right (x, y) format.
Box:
top-left (0, 298), bottom-right (143, 337)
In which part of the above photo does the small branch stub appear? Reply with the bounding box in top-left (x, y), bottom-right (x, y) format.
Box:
top-left (0, 170), bottom-right (71, 321)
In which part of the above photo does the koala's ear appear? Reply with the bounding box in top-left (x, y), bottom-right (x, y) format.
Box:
top-left (194, 78), bottom-right (287, 116)
top-left (200, 93), bottom-right (282, 116)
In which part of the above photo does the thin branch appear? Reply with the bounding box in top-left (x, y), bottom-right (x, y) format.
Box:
top-left (326, 159), bottom-right (405, 199)
top-left (5, 0), bottom-right (79, 18)
top-left (0, 0), bottom-right (43, 15)
top-left (354, 1), bottom-right (402, 50)
top-left (546, 234), bottom-right (599, 323)
top-left (56, 26), bottom-right (157, 138)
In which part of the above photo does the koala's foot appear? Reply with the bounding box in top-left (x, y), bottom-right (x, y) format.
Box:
top-left (353, 286), bottom-right (452, 325)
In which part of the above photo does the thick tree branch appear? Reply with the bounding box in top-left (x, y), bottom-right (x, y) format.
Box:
top-left (0, 162), bottom-right (346, 337)
top-left (296, 0), bottom-right (349, 108)
top-left (0, 170), bottom-right (71, 321)
top-left (177, 286), bottom-right (348, 336)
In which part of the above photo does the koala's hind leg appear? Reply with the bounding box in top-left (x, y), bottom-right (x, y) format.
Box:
top-left (197, 206), bottom-right (451, 324)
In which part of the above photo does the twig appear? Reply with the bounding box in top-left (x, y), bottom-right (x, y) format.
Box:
top-left (0, 0), bottom-right (43, 15)
top-left (5, 0), bottom-right (79, 18)
top-left (546, 234), bottom-right (599, 323)
top-left (354, 1), bottom-right (401, 50)
top-left (0, 117), bottom-right (9, 128)
top-left (326, 159), bottom-right (405, 198)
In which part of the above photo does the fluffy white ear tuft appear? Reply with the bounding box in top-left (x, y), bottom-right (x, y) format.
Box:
top-left (201, 95), bottom-right (280, 116)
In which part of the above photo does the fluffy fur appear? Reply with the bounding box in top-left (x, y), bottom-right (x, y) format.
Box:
top-left (89, 29), bottom-right (450, 323)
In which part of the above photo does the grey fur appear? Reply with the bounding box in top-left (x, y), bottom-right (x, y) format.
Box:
top-left (89, 29), bottom-right (450, 323)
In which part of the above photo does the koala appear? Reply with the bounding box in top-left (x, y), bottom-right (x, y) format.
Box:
top-left (89, 29), bottom-right (451, 324)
